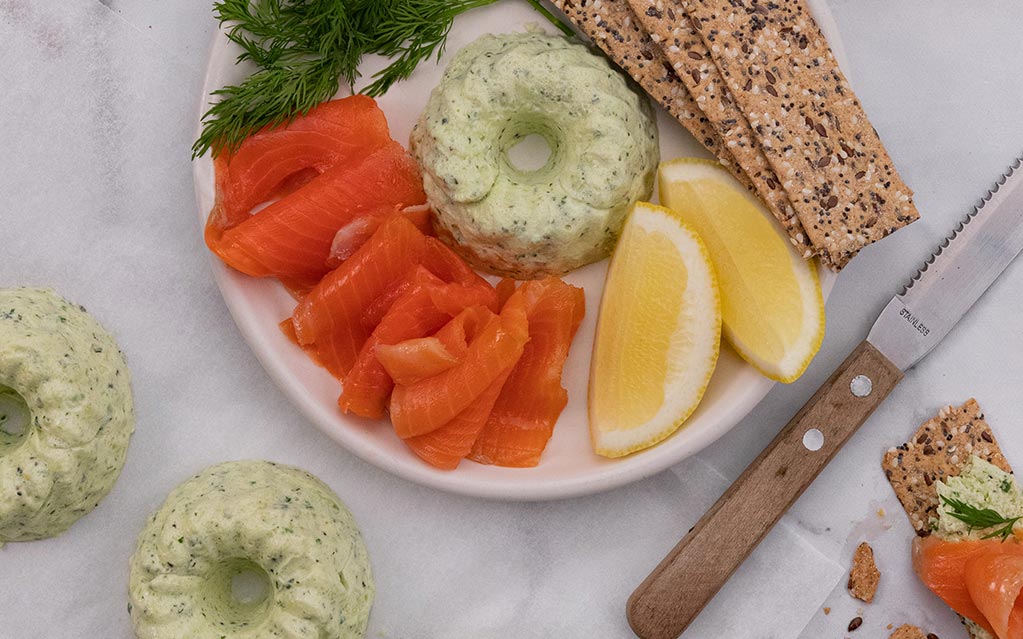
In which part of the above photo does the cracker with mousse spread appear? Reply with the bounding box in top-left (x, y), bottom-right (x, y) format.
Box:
top-left (680, 0), bottom-right (919, 269)
top-left (883, 398), bottom-right (1011, 536)
top-left (884, 399), bottom-right (1011, 639)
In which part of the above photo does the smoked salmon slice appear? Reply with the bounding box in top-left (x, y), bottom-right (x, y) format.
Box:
top-left (375, 337), bottom-right (462, 386)
top-left (403, 367), bottom-right (514, 470)
top-left (966, 548), bottom-right (1023, 639)
top-left (912, 535), bottom-right (1023, 637)
top-left (325, 205), bottom-right (433, 269)
top-left (390, 300), bottom-right (529, 440)
top-left (399, 306), bottom-right (511, 469)
top-left (281, 205), bottom-right (433, 300)
top-left (422, 237), bottom-right (490, 289)
top-left (339, 268), bottom-right (497, 419)
top-left (290, 214), bottom-right (431, 378)
top-left (207, 141), bottom-right (427, 288)
top-left (469, 278), bottom-right (585, 468)
top-left (209, 96), bottom-right (392, 233)
top-left (358, 237), bottom-right (490, 330)
top-left (374, 302), bottom-right (483, 387)
top-left (495, 278), bottom-right (517, 308)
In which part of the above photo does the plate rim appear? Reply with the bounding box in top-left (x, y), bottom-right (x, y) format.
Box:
top-left (192, 2), bottom-right (842, 501)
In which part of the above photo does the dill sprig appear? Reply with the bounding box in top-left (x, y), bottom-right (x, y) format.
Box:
top-left (193, 0), bottom-right (575, 159)
top-left (193, 0), bottom-right (357, 159)
top-left (356, 0), bottom-right (499, 98)
top-left (940, 495), bottom-right (1022, 542)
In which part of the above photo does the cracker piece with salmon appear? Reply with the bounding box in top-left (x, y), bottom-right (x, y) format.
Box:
top-left (884, 399), bottom-right (1015, 639)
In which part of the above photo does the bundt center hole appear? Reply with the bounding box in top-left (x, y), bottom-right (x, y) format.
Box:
top-left (0, 386), bottom-right (30, 456)
top-left (506, 133), bottom-right (552, 172)
top-left (204, 559), bottom-right (273, 627)
top-left (232, 566), bottom-right (271, 605)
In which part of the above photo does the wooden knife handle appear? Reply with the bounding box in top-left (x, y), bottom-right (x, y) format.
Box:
top-left (627, 340), bottom-right (903, 639)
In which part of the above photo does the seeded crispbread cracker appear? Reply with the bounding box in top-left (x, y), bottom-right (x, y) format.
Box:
top-left (681, 0), bottom-right (920, 269)
top-left (550, 0), bottom-right (754, 192)
top-left (883, 399), bottom-right (1012, 536)
top-left (889, 625), bottom-right (927, 639)
top-left (626, 0), bottom-right (811, 256)
top-left (847, 541), bottom-right (880, 603)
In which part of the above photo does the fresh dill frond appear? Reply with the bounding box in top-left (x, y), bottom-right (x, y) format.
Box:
top-left (193, 0), bottom-right (359, 159)
top-left (940, 495), bottom-right (1022, 542)
top-left (193, 0), bottom-right (576, 159)
top-left (357, 0), bottom-right (500, 98)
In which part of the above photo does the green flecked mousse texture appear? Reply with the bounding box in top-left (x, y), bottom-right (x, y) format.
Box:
top-left (0, 288), bottom-right (134, 543)
top-left (410, 29), bottom-right (659, 279)
top-left (934, 456), bottom-right (1023, 541)
top-left (129, 460), bottom-right (374, 639)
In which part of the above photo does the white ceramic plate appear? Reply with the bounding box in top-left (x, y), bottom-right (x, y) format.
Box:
top-left (194, 0), bottom-right (844, 500)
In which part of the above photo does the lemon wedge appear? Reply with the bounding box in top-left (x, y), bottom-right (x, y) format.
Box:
top-left (589, 202), bottom-right (722, 458)
top-left (658, 158), bottom-right (825, 383)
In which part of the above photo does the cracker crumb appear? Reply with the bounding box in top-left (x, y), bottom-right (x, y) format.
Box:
top-left (848, 542), bottom-right (880, 603)
top-left (889, 624), bottom-right (926, 639)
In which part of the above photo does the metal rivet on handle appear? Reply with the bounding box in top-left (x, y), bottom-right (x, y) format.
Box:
top-left (802, 428), bottom-right (824, 451)
top-left (850, 375), bottom-right (873, 398)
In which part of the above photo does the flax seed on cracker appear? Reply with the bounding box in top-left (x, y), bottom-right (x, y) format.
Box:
top-left (680, 0), bottom-right (919, 269)
top-left (627, 0), bottom-right (812, 255)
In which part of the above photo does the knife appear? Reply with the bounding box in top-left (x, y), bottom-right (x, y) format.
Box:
top-left (627, 155), bottom-right (1023, 639)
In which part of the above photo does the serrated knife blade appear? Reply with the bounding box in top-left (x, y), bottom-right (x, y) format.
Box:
top-left (868, 156), bottom-right (1023, 371)
top-left (629, 156), bottom-right (1023, 639)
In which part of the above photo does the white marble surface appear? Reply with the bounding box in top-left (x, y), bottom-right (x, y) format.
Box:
top-left (2, 1), bottom-right (1023, 637)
